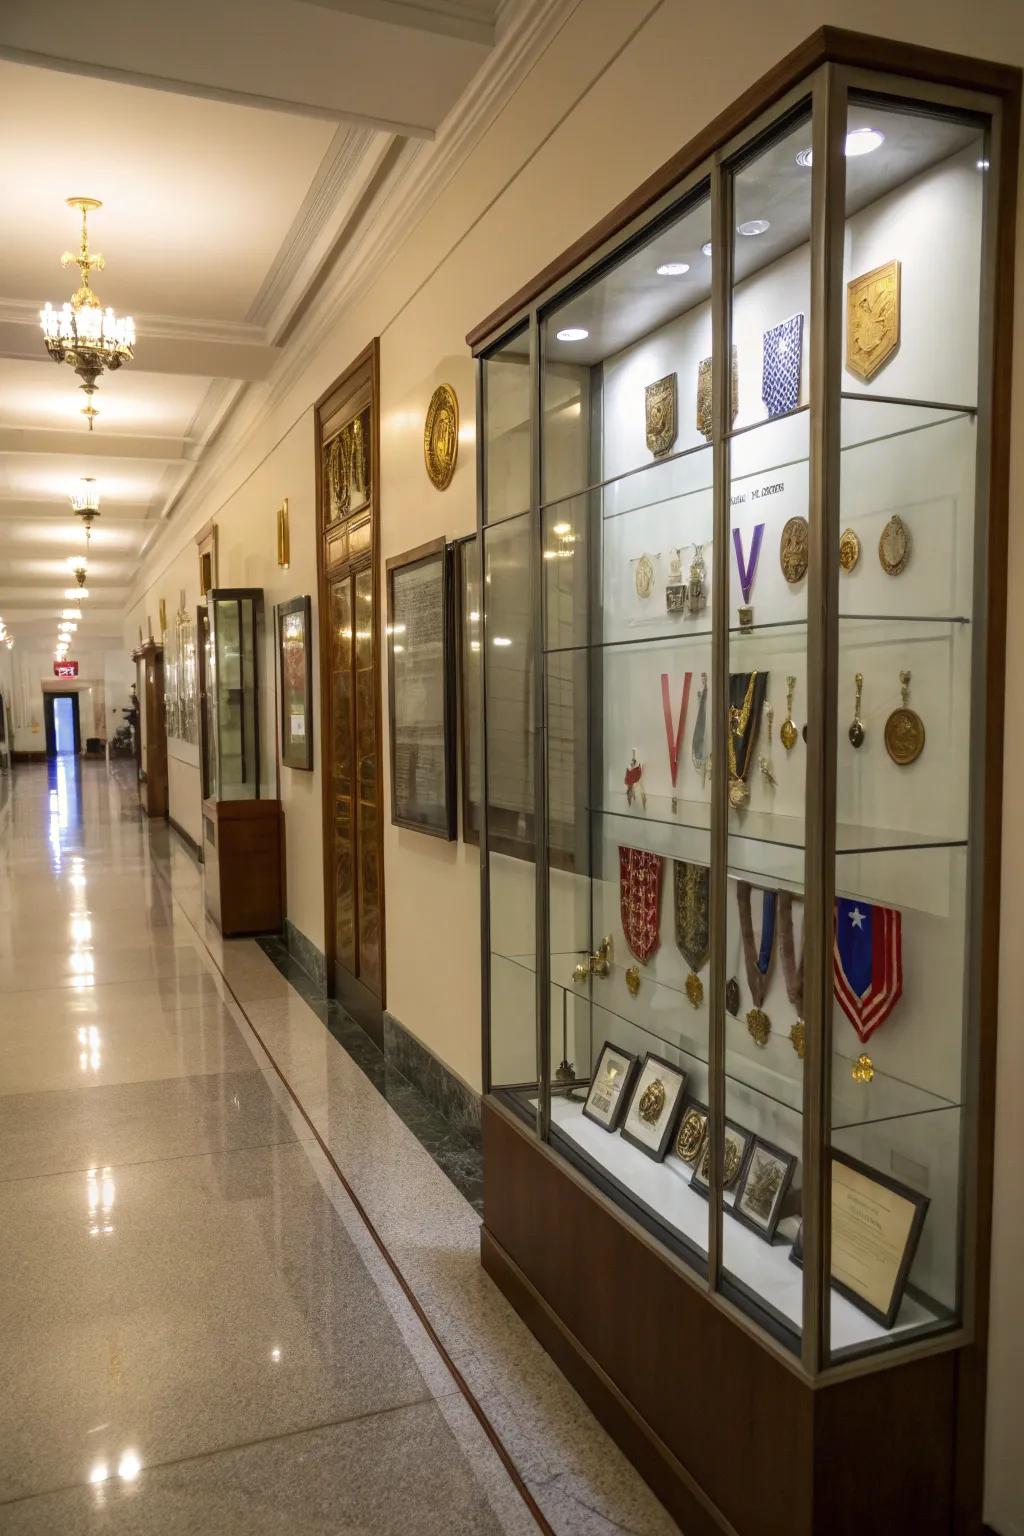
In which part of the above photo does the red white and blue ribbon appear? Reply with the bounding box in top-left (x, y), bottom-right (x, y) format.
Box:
top-left (732, 524), bottom-right (765, 605)
top-left (833, 898), bottom-right (903, 1043)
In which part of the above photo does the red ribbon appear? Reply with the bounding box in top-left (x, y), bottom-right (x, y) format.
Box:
top-left (660, 672), bottom-right (692, 788)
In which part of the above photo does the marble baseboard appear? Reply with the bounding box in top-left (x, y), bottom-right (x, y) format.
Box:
top-left (383, 1011), bottom-right (481, 1151)
top-left (169, 814), bottom-right (203, 865)
top-left (284, 921), bottom-right (327, 994)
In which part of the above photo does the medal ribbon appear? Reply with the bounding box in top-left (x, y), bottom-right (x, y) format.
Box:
top-left (732, 523), bottom-right (765, 605)
top-left (691, 673), bottom-right (709, 777)
top-left (673, 860), bottom-right (710, 974)
top-left (660, 672), bottom-right (692, 788)
top-left (728, 670), bottom-right (768, 785)
top-left (777, 891), bottom-right (804, 1013)
top-left (736, 880), bottom-right (776, 1009)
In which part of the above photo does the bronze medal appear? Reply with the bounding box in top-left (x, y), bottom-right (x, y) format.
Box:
top-left (839, 528), bottom-right (861, 572)
top-left (884, 669), bottom-right (924, 765)
top-left (878, 514), bottom-right (910, 576)
top-left (779, 516), bottom-right (809, 584)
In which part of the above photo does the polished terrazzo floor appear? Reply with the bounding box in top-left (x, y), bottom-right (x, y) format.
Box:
top-left (0, 758), bottom-right (680, 1535)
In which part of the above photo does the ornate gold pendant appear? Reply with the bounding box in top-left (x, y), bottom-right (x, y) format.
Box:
top-left (685, 971), bottom-right (704, 1008)
top-left (848, 671), bottom-right (865, 748)
top-left (638, 1077), bottom-right (666, 1125)
top-left (780, 675), bottom-right (797, 750)
top-left (852, 1052), bottom-right (875, 1084)
top-left (878, 514), bottom-right (910, 576)
top-left (789, 1019), bottom-right (806, 1058)
top-left (779, 516), bottom-right (809, 584)
top-left (625, 965), bottom-right (640, 997)
top-left (645, 373), bottom-right (678, 457)
top-left (884, 669), bottom-right (925, 765)
top-left (729, 777), bottom-right (749, 808)
top-left (839, 528), bottom-right (861, 572)
top-left (746, 1007), bottom-right (771, 1047)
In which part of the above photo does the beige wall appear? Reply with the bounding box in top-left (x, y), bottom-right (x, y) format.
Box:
top-left (122, 3), bottom-right (1024, 1527)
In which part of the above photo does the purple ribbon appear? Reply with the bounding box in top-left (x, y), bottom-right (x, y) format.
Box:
top-left (732, 523), bottom-right (765, 605)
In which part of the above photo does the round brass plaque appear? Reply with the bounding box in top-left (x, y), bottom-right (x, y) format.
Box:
top-left (424, 383), bottom-right (459, 491)
top-left (839, 528), bottom-right (861, 572)
top-left (884, 706), bottom-right (925, 765)
top-left (878, 514), bottom-right (910, 576)
top-left (779, 516), bottom-right (809, 584)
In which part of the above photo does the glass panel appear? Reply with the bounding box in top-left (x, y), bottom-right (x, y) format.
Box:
top-left (826, 101), bottom-right (986, 1362)
top-left (198, 608), bottom-right (213, 800)
top-left (209, 594), bottom-right (259, 800)
top-left (483, 326), bottom-right (531, 525)
top-left (354, 566), bottom-right (382, 996)
top-left (458, 539), bottom-right (482, 843)
top-left (330, 578), bottom-right (356, 974)
top-left (484, 512), bottom-right (538, 1109)
top-left (718, 110), bottom-right (811, 1354)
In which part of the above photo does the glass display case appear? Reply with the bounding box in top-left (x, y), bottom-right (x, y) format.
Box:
top-left (473, 34), bottom-right (1017, 1536)
top-left (200, 588), bottom-right (282, 935)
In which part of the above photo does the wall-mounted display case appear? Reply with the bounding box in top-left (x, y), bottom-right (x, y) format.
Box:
top-left (471, 31), bottom-right (1018, 1536)
top-left (200, 588), bottom-right (282, 936)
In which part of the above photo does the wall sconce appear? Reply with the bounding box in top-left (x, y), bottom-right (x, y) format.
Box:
top-left (277, 498), bottom-right (290, 569)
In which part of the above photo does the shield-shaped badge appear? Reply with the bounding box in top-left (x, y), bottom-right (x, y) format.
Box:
top-left (846, 259), bottom-right (901, 382)
top-left (833, 897), bottom-right (903, 1042)
top-left (619, 846), bottom-right (663, 964)
top-left (645, 373), bottom-right (677, 457)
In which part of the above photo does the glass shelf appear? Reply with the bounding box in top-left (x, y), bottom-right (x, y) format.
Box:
top-left (542, 611), bottom-right (970, 656)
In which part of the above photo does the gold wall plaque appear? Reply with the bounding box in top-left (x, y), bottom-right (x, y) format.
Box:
top-left (424, 383), bottom-right (459, 491)
top-left (696, 347), bottom-right (739, 442)
top-left (846, 259), bottom-right (901, 382)
top-left (645, 373), bottom-right (677, 457)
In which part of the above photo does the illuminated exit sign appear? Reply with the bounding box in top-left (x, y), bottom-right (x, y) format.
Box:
top-left (53, 661), bottom-right (79, 678)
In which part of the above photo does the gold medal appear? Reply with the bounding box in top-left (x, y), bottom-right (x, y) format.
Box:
top-left (780, 675), bottom-right (798, 751)
top-left (779, 516), bottom-right (809, 584)
top-left (676, 1106), bottom-right (706, 1165)
top-left (878, 514), bottom-right (910, 576)
top-left (839, 528), bottom-right (861, 572)
top-left (789, 1019), bottom-right (806, 1058)
top-left (746, 1007), bottom-right (771, 1046)
top-left (625, 965), bottom-right (640, 997)
top-left (685, 972), bottom-right (704, 1007)
top-left (852, 1052), bottom-right (875, 1084)
top-left (884, 669), bottom-right (925, 765)
top-left (848, 671), bottom-right (865, 748)
top-left (638, 1077), bottom-right (666, 1125)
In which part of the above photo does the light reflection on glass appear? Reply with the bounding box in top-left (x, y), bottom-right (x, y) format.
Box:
top-left (86, 1166), bottom-right (115, 1236)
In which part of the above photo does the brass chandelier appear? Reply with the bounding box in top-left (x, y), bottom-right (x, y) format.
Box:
top-left (39, 197), bottom-right (135, 431)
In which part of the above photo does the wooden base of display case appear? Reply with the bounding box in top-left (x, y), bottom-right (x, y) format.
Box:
top-left (481, 1098), bottom-right (976, 1536)
top-left (139, 771), bottom-right (167, 820)
top-left (202, 798), bottom-right (283, 936)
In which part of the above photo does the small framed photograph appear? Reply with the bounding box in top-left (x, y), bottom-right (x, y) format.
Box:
top-left (690, 1118), bottom-right (752, 1198)
top-left (730, 1135), bottom-right (797, 1242)
top-left (673, 1099), bottom-right (708, 1168)
top-left (277, 595), bottom-right (314, 771)
top-left (386, 538), bottom-right (456, 839)
top-left (582, 1041), bottom-right (639, 1133)
top-left (619, 1051), bottom-right (688, 1161)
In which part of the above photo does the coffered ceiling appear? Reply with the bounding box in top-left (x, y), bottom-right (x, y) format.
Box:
top-left (0, 0), bottom-right (512, 654)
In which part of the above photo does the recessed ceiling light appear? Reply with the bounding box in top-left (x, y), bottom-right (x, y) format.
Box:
top-left (656, 261), bottom-right (690, 276)
top-left (702, 242), bottom-right (713, 257)
top-left (556, 327), bottom-right (588, 342)
top-left (795, 147), bottom-right (813, 168)
top-left (796, 128), bottom-right (885, 168)
top-left (737, 219), bottom-right (770, 237)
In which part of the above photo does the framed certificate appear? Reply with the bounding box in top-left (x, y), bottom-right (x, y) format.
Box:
top-left (582, 1041), bottom-right (638, 1133)
top-left (789, 1150), bottom-right (929, 1329)
top-left (619, 1051), bottom-right (687, 1162)
top-left (277, 595), bottom-right (313, 771)
top-left (386, 538), bottom-right (456, 839)
top-left (730, 1135), bottom-right (797, 1242)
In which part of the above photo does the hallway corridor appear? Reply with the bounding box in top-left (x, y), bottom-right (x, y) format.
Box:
top-left (0, 760), bottom-right (677, 1536)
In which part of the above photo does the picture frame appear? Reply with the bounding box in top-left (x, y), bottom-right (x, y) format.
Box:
top-left (619, 1051), bottom-right (687, 1162)
top-left (455, 534), bottom-right (481, 846)
top-left (690, 1118), bottom-right (752, 1198)
top-left (582, 1041), bottom-right (639, 1133)
top-left (386, 537), bottom-right (456, 839)
top-left (277, 595), bottom-right (314, 771)
top-left (789, 1149), bottom-right (929, 1330)
top-left (673, 1098), bottom-right (709, 1168)
top-left (730, 1135), bottom-right (797, 1242)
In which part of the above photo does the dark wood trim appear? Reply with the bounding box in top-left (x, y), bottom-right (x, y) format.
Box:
top-left (12, 750), bottom-right (48, 763)
top-left (466, 27), bottom-right (1022, 349)
top-left (385, 536), bottom-right (456, 840)
top-left (315, 339), bottom-right (387, 1016)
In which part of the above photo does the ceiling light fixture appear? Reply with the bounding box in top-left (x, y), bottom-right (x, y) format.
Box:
top-left (556, 327), bottom-right (589, 342)
top-left (40, 198), bottom-right (135, 432)
top-left (737, 219), bottom-right (770, 237)
top-left (796, 128), bottom-right (885, 169)
top-left (70, 477), bottom-right (101, 528)
top-left (656, 262), bottom-right (690, 276)
top-left (65, 587), bottom-right (89, 600)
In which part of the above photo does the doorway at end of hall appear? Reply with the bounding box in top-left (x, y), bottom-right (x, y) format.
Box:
top-left (43, 692), bottom-right (81, 757)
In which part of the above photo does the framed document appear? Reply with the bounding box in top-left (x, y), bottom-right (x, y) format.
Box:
top-left (730, 1135), bottom-right (797, 1242)
top-left (690, 1118), bottom-right (752, 1198)
top-left (789, 1150), bottom-right (929, 1329)
top-left (619, 1051), bottom-right (687, 1162)
top-left (582, 1041), bottom-right (638, 1133)
top-left (386, 537), bottom-right (456, 839)
top-left (277, 595), bottom-right (313, 771)
top-left (455, 535), bottom-right (482, 846)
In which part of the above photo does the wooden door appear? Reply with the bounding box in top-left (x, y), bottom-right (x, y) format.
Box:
top-left (316, 343), bottom-right (385, 1041)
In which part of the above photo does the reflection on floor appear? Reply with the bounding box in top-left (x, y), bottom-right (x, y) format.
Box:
top-left (0, 759), bottom-right (680, 1536)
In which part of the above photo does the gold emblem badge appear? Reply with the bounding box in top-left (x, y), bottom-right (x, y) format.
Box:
top-left (645, 373), bottom-right (677, 457)
top-left (839, 528), bottom-right (861, 572)
top-left (746, 1007), bottom-right (771, 1047)
top-left (625, 965), bottom-right (640, 997)
top-left (852, 1052), bottom-right (875, 1084)
top-left (638, 1077), bottom-right (667, 1125)
top-left (779, 516), bottom-right (809, 584)
top-left (676, 1107), bottom-right (707, 1165)
top-left (846, 259), bottom-right (901, 382)
top-left (424, 383), bottom-right (459, 490)
top-left (789, 1019), bottom-right (806, 1058)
